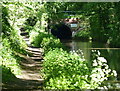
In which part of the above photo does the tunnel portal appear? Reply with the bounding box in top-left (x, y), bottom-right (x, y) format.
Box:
top-left (51, 23), bottom-right (72, 39)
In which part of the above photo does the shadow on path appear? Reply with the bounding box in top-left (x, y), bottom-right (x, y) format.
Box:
top-left (2, 53), bottom-right (44, 90)
top-left (2, 78), bottom-right (43, 90)
top-left (2, 28), bottom-right (44, 90)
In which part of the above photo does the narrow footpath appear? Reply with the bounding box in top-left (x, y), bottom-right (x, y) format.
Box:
top-left (2, 29), bottom-right (44, 90)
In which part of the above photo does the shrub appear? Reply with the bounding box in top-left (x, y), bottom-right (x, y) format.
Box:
top-left (2, 65), bottom-right (16, 83)
top-left (0, 39), bottom-right (21, 83)
top-left (30, 32), bottom-right (53, 47)
top-left (30, 31), bottom-right (65, 53)
top-left (42, 48), bottom-right (89, 89)
top-left (75, 29), bottom-right (90, 40)
top-left (41, 37), bottom-right (64, 54)
top-left (42, 48), bottom-right (117, 89)
top-left (0, 44), bottom-right (21, 75)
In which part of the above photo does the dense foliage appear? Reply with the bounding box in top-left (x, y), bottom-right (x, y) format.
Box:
top-left (75, 29), bottom-right (90, 40)
top-left (30, 31), bottom-right (64, 54)
top-left (1, 44), bottom-right (21, 82)
top-left (1, 2), bottom-right (35, 82)
top-left (87, 3), bottom-right (120, 47)
top-left (41, 36), bottom-right (64, 54)
top-left (44, 2), bottom-right (120, 47)
top-left (1, 2), bottom-right (119, 89)
top-left (42, 48), bottom-right (117, 89)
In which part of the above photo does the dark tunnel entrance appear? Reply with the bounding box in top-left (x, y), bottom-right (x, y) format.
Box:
top-left (51, 23), bottom-right (72, 39)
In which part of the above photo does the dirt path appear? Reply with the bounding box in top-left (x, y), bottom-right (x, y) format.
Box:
top-left (2, 29), bottom-right (44, 90)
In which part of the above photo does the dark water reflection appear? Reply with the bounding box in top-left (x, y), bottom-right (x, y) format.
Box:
top-left (62, 39), bottom-right (120, 88)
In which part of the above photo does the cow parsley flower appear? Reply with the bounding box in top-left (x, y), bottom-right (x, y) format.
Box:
top-left (98, 57), bottom-right (107, 63)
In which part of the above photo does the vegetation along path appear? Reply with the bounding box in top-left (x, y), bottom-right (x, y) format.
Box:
top-left (3, 29), bottom-right (44, 90)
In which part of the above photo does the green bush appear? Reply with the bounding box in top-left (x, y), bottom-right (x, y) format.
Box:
top-left (75, 30), bottom-right (90, 40)
top-left (30, 31), bottom-right (65, 53)
top-left (2, 65), bottom-right (16, 83)
top-left (42, 48), bottom-right (117, 89)
top-left (2, 5), bottom-right (27, 55)
top-left (42, 48), bottom-right (90, 89)
top-left (30, 32), bottom-right (53, 47)
top-left (2, 36), bottom-right (27, 55)
top-left (0, 45), bottom-right (21, 75)
top-left (41, 37), bottom-right (64, 54)
top-left (42, 48), bottom-right (89, 89)
top-left (108, 37), bottom-right (120, 47)
top-left (1, 4), bottom-right (27, 83)
top-left (0, 39), bottom-right (22, 83)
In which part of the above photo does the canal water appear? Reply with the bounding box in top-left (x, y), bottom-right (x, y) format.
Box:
top-left (62, 39), bottom-right (120, 89)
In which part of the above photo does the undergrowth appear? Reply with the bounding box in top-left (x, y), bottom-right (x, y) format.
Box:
top-left (42, 48), bottom-right (117, 89)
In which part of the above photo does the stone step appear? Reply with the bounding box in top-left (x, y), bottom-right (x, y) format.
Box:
top-left (30, 57), bottom-right (43, 60)
top-left (32, 54), bottom-right (42, 57)
top-left (23, 38), bottom-right (29, 41)
top-left (20, 32), bottom-right (29, 36)
top-left (27, 51), bottom-right (41, 55)
top-left (26, 47), bottom-right (41, 52)
top-left (20, 27), bottom-right (26, 32)
top-left (22, 35), bottom-right (29, 39)
top-left (27, 45), bottom-right (40, 48)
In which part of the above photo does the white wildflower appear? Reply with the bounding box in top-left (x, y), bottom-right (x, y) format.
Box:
top-left (105, 65), bottom-right (109, 69)
top-left (91, 50), bottom-right (94, 52)
top-left (98, 57), bottom-right (107, 63)
top-left (106, 69), bottom-right (111, 74)
top-left (104, 77), bottom-right (108, 80)
top-left (112, 70), bottom-right (117, 76)
top-left (98, 87), bottom-right (104, 89)
top-left (97, 78), bottom-right (104, 82)
top-left (100, 71), bottom-right (105, 77)
top-left (103, 86), bottom-right (108, 89)
top-left (90, 73), bottom-right (97, 78)
top-left (98, 51), bottom-right (101, 56)
top-left (93, 61), bottom-right (98, 66)
top-left (98, 61), bottom-right (103, 66)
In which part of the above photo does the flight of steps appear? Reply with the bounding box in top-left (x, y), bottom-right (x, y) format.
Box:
top-left (2, 28), bottom-right (44, 90)
top-left (20, 28), bottom-right (43, 61)
top-left (19, 28), bottom-right (44, 88)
